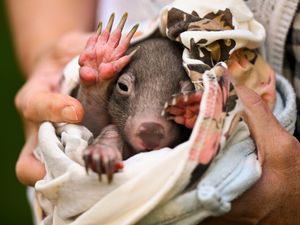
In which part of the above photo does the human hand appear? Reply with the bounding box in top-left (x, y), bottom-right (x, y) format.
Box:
top-left (15, 32), bottom-right (91, 186)
top-left (200, 85), bottom-right (300, 225)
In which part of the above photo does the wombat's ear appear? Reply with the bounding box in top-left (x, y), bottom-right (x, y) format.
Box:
top-left (180, 80), bottom-right (194, 93)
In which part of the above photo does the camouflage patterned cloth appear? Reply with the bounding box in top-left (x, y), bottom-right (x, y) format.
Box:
top-left (159, 0), bottom-right (276, 166)
top-left (243, 0), bottom-right (299, 139)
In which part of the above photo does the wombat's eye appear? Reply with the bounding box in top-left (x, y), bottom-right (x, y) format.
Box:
top-left (117, 82), bottom-right (128, 92)
top-left (116, 73), bottom-right (133, 96)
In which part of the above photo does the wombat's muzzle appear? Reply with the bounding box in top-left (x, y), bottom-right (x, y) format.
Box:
top-left (137, 122), bottom-right (165, 150)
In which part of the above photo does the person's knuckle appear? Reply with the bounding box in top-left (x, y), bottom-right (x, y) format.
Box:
top-left (44, 99), bottom-right (60, 121)
top-left (272, 133), bottom-right (300, 169)
top-left (280, 134), bottom-right (298, 150)
top-left (22, 94), bottom-right (38, 120)
top-left (14, 90), bottom-right (23, 111)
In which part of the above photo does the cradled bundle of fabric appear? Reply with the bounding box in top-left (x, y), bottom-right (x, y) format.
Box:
top-left (159, 0), bottom-right (276, 166)
top-left (31, 0), bottom-right (297, 225)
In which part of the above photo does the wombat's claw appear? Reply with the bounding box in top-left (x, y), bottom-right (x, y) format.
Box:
top-left (96, 21), bottom-right (102, 35)
top-left (82, 144), bottom-right (123, 183)
top-left (117, 12), bottom-right (128, 32)
top-left (161, 91), bottom-right (203, 129)
top-left (105, 13), bottom-right (115, 33)
top-left (79, 12), bottom-right (139, 86)
top-left (93, 153), bottom-right (103, 181)
top-left (103, 157), bottom-right (115, 183)
top-left (83, 151), bottom-right (90, 174)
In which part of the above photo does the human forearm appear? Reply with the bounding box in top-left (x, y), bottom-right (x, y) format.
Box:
top-left (6, 0), bottom-right (97, 75)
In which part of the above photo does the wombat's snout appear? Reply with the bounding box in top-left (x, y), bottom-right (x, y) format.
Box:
top-left (137, 122), bottom-right (165, 150)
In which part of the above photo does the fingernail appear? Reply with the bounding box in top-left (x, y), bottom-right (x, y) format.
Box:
top-left (62, 106), bottom-right (78, 121)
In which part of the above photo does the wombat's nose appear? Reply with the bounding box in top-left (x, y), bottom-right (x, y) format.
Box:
top-left (137, 122), bottom-right (165, 150)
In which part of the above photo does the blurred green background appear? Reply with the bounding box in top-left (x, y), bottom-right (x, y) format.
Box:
top-left (0, 2), bottom-right (34, 225)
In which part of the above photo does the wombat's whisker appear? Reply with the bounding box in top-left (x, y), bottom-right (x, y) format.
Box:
top-left (108, 105), bottom-right (124, 118)
top-left (117, 12), bottom-right (128, 31)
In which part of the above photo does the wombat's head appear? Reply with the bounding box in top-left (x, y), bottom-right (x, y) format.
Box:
top-left (108, 38), bottom-right (193, 152)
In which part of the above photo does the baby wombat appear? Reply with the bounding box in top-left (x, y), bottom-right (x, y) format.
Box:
top-left (108, 38), bottom-right (192, 154)
top-left (76, 14), bottom-right (193, 181)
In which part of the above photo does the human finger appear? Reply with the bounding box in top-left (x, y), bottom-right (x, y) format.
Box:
top-left (235, 85), bottom-right (298, 166)
top-left (18, 91), bottom-right (84, 123)
top-left (15, 131), bottom-right (46, 186)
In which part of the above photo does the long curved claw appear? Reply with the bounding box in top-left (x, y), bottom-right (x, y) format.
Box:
top-left (117, 12), bottom-right (128, 31)
top-left (79, 13), bottom-right (139, 86)
top-left (105, 159), bottom-right (115, 184)
top-left (83, 150), bottom-right (90, 174)
top-left (93, 152), bottom-right (102, 181)
top-left (82, 143), bottom-right (123, 183)
top-left (106, 13), bottom-right (115, 33)
top-left (96, 21), bottom-right (102, 35)
top-left (127, 24), bottom-right (139, 39)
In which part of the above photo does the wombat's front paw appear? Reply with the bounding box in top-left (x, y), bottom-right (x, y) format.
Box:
top-left (162, 91), bottom-right (202, 129)
top-left (83, 144), bottom-right (123, 183)
top-left (78, 13), bottom-right (139, 86)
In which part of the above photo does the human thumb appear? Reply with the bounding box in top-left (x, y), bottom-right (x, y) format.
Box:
top-left (235, 85), bottom-right (287, 164)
